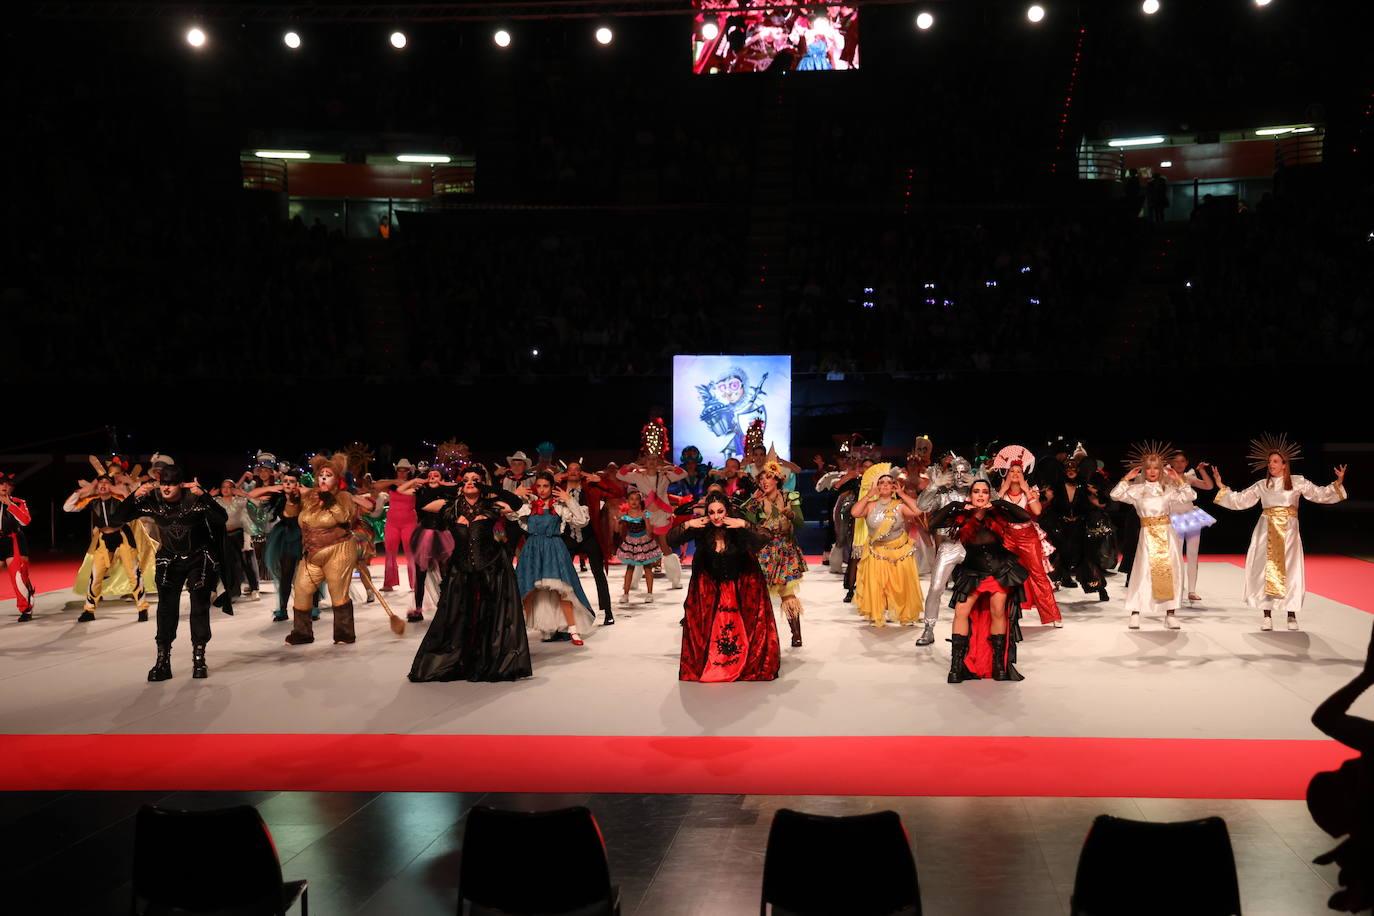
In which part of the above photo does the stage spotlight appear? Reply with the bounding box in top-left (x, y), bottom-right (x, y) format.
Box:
top-left (1159, 160), bottom-right (1173, 168)
top-left (494, 29), bottom-right (512, 48)
top-left (915, 11), bottom-right (934, 30)
top-left (390, 30), bottom-right (408, 49)
top-left (185, 27), bottom-right (206, 48)
top-left (595, 26), bottom-right (614, 45)
top-left (1254, 0), bottom-right (1272, 6)
top-left (255, 150), bottom-right (311, 159)
top-left (397, 154), bottom-right (452, 163)
top-left (702, 21), bottom-right (720, 41)
top-left (283, 31), bottom-right (301, 49)
top-left (1027, 5), bottom-right (1046, 23)
top-left (1142, 0), bottom-right (1160, 14)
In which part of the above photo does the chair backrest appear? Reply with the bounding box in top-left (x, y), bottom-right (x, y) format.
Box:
top-left (1071, 814), bottom-right (1241, 916)
top-left (132, 804), bottom-right (288, 915)
top-left (761, 808), bottom-right (920, 916)
top-left (458, 805), bottom-right (615, 915)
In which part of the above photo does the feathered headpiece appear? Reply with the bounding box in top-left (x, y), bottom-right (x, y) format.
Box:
top-left (744, 418), bottom-right (766, 454)
top-left (860, 462), bottom-right (894, 500)
top-left (639, 417), bottom-right (669, 459)
top-left (434, 439), bottom-right (475, 479)
top-left (309, 452), bottom-right (349, 489)
top-left (1123, 440), bottom-right (1178, 470)
top-left (757, 444), bottom-right (788, 481)
top-left (1248, 432), bottom-right (1302, 473)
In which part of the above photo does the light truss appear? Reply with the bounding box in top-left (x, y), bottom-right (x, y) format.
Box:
top-left (32, 0), bottom-right (923, 23)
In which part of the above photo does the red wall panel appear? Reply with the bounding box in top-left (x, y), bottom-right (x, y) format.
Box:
top-left (1124, 139), bottom-right (1276, 181)
top-left (285, 162), bottom-right (434, 199)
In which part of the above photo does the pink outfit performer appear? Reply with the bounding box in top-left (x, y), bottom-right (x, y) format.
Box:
top-left (381, 461), bottom-right (419, 591)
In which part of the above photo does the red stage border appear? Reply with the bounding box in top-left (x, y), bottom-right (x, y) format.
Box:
top-left (0, 734), bottom-right (1353, 799)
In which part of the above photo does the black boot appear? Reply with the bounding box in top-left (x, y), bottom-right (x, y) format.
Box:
top-left (1097, 585), bottom-right (1109, 602)
top-left (843, 588), bottom-right (855, 603)
top-left (191, 643), bottom-right (208, 679)
top-left (947, 633), bottom-right (974, 684)
top-left (603, 607), bottom-right (615, 626)
top-left (788, 616), bottom-right (803, 648)
top-left (148, 643), bottom-right (173, 682)
top-left (989, 634), bottom-right (1024, 682)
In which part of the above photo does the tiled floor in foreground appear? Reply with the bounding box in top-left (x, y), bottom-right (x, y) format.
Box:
top-left (1, 791), bottom-right (1343, 915)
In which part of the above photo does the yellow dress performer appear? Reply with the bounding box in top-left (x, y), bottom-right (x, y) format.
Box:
top-left (851, 463), bottom-right (925, 626)
top-left (284, 453), bottom-right (360, 646)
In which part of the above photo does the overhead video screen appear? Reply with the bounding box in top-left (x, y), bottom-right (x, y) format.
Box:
top-left (693, 2), bottom-right (860, 74)
top-left (673, 355), bottom-right (792, 466)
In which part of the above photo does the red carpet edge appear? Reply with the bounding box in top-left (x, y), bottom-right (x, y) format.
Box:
top-left (0, 734), bottom-right (1353, 799)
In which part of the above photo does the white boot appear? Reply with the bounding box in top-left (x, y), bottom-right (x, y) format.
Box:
top-left (1260, 615), bottom-right (1273, 631)
top-left (662, 552), bottom-right (683, 589)
top-left (1165, 613), bottom-right (1181, 630)
top-left (1128, 612), bottom-right (1140, 630)
top-left (1286, 613), bottom-right (1299, 631)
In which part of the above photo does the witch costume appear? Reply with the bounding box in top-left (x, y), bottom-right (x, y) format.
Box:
top-left (408, 489), bottom-right (532, 682)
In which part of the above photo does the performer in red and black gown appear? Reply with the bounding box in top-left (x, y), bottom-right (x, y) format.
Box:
top-left (926, 480), bottom-right (1033, 683)
top-left (671, 492), bottom-right (781, 682)
top-left (0, 472), bottom-right (36, 621)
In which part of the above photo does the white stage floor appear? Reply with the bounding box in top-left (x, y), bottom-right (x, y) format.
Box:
top-left (2, 559), bottom-right (1371, 741)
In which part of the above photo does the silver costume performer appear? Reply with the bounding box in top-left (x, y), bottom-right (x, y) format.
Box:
top-left (913, 455), bottom-right (974, 646)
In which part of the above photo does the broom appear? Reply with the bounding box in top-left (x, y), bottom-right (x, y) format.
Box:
top-left (355, 559), bottom-right (405, 635)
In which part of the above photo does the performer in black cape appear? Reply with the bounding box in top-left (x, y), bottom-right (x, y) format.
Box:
top-left (408, 470), bottom-right (532, 683)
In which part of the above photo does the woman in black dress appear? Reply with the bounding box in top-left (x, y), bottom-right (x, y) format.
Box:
top-left (408, 470), bottom-right (532, 683)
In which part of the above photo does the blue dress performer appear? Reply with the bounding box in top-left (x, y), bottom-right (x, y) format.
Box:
top-left (516, 472), bottom-right (596, 645)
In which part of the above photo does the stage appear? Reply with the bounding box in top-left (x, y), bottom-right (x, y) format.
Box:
top-left (1, 557), bottom-right (1370, 799)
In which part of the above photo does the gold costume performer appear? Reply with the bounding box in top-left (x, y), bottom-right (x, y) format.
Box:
top-left (285, 453), bottom-right (360, 646)
top-left (852, 463), bottom-right (925, 626)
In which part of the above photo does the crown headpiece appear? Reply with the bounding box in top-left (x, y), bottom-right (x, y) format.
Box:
top-left (1248, 432), bottom-right (1302, 474)
top-left (1123, 439), bottom-right (1178, 470)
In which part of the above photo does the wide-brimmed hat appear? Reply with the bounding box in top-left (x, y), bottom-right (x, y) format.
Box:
top-left (395, 458), bottom-right (414, 470)
top-left (506, 451), bottom-right (531, 465)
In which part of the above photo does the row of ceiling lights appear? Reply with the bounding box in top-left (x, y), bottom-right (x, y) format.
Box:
top-left (182, 0), bottom-right (1279, 49)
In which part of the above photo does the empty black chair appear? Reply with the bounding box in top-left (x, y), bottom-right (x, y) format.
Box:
top-left (457, 805), bottom-right (620, 915)
top-left (1071, 814), bottom-right (1240, 915)
top-left (761, 808), bottom-right (921, 916)
top-left (131, 803), bottom-right (308, 915)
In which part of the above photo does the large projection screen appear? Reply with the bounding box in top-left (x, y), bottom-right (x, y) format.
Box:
top-left (672, 355), bottom-right (792, 466)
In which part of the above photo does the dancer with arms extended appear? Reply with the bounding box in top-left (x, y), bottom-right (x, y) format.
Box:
top-left (1213, 434), bottom-right (1347, 631)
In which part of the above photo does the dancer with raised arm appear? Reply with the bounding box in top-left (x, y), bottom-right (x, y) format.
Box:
top-left (997, 455), bottom-right (1062, 627)
top-left (1110, 442), bottom-right (1197, 631)
top-left (1, 472), bottom-right (37, 621)
top-left (63, 475), bottom-right (153, 622)
top-left (517, 471), bottom-right (596, 645)
top-left (1168, 449), bottom-right (1217, 605)
top-left (1213, 434), bottom-right (1348, 631)
top-left (914, 453), bottom-right (973, 647)
top-left (849, 463), bottom-right (925, 627)
top-left (283, 453), bottom-right (361, 646)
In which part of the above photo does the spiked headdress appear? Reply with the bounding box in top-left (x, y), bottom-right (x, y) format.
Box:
top-left (1248, 432), bottom-right (1302, 474)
